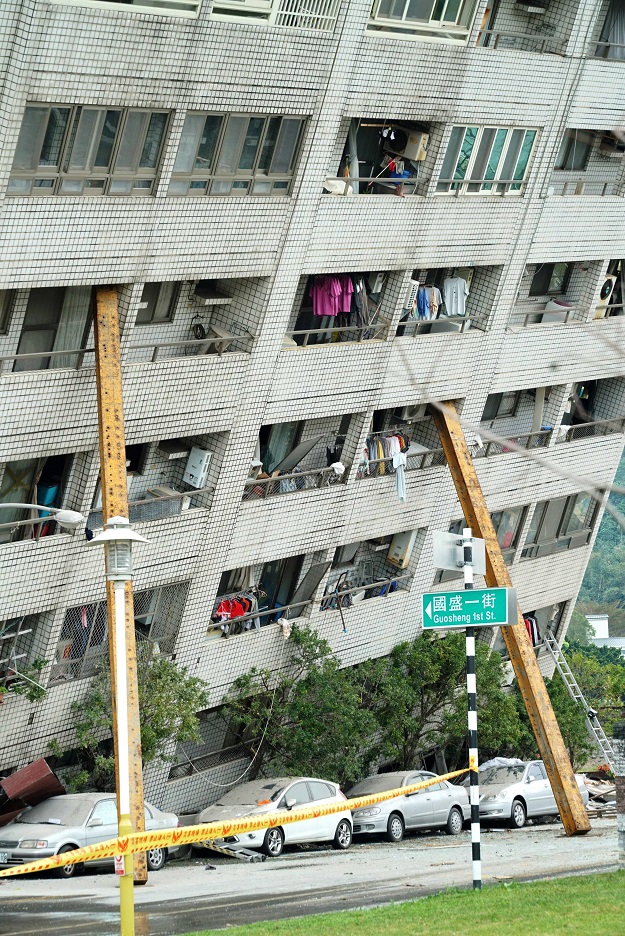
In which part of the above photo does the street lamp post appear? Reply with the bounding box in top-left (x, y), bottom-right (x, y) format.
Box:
top-left (0, 503), bottom-right (85, 531)
top-left (88, 516), bottom-right (148, 936)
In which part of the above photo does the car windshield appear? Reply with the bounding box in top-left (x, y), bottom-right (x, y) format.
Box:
top-left (14, 798), bottom-right (93, 826)
top-left (348, 774), bottom-right (411, 796)
top-left (479, 766), bottom-right (527, 784)
top-left (214, 781), bottom-right (289, 806)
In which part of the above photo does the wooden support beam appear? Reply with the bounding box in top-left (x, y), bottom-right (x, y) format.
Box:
top-left (432, 402), bottom-right (590, 835)
top-left (94, 286), bottom-right (149, 880)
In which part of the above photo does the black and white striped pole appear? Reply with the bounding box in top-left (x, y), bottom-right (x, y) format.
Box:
top-left (462, 527), bottom-right (482, 890)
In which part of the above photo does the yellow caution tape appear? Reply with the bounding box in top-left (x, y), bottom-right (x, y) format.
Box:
top-left (0, 767), bottom-right (468, 878)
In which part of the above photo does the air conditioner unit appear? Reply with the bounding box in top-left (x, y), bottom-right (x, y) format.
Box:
top-left (397, 403), bottom-right (427, 421)
top-left (382, 127), bottom-right (429, 162)
top-left (403, 279), bottom-right (420, 312)
top-left (599, 132), bottom-right (625, 157)
top-left (595, 274), bottom-right (617, 318)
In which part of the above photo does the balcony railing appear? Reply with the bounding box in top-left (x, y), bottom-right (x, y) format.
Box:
top-left (477, 30), bottom-right (566, 55)
top-left (212, 0), bottom-right (341, 30)
top-left (395, 316), bottom-right (474, 337)
top-left (509, 306), bottom-right (576, 328)
top-left (549, 179), bottom-right (620, 196)
top-left (471, 429), bottom-right (553, 459)
top-left (0, 513), bottom-right (75, 545)
top-left (555, 416), bottom-right (625, 443)
top-left (593, 41), bottom-right (625, 60)
top-left (243, 465), bottom-right (345, 500)
top-left (283, 322), bottom-right (389, 347)
top-left (87, 485), bottom-right (214, 529)
top-left (357, 448), bottom-right (446, 477)
top-left (50, 0), bottom-right (201, 16)
top-left (321, 573), bottom-right (412, 609)
top-left (437, 177), bottom-right (528, 195)
top-left (322, 176), bottom-right (426, 197)
top-left (0, 334), bottom-right (253, 374)
top-left (208, 596), bottom-right (313, 637)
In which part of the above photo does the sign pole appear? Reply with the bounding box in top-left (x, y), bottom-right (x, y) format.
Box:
top-left (462, 528), bottom-right (481, 891)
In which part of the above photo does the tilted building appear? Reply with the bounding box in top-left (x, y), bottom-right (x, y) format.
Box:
top-left (1, 0), bottom-right (624, 812)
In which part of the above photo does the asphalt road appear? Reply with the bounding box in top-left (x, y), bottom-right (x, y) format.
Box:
top-left (0, 817), bottom-right (618, 935)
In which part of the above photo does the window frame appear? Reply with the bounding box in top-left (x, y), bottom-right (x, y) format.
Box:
top-left (528, 262), bottom-right (572, 297)
top-left (135, 282), bottom-right (180, 326)
top-left (521, 493), bottom-right (597, 559)
top-left (368, 0), bottom-right (480, 42)
top-left (491, 505), bottom-right (527, 563)
top-left (48, 0), bottom-right (202, 15)
top-left (481, 391), bottom-right (521, 421)
top-left (8, 104), bottom-right (170, 197)
top-left (168, 112), bottom-right (306, 197)
top-left (437, 125), bottom-right (538, 195)
top-left (0, 290), bottom-right (15, 334)
top-left (554, 129), bottom-right (594, 172)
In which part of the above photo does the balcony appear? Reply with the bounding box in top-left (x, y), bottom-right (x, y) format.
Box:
top-left (243, 465), bottom-right (346, 500)
top-left (50, 0), bottom-right (201, 14)
top-left (476, 30), bottom-right (566, 55)
top-left (211, 0), bottom-right (341, 29)
top-left (471, 429), bottom-right (553, 459)
top-left (555, 416), bottom-right (625, 444)
top-left (87, 485), bottom-right (214, 528)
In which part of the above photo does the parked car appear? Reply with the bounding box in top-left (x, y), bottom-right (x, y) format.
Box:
top-left (0, 793), bottom-right (179, 878)
top-left (196, 777), bottom-right (352, 857)
top-left (347, 771), bottom-right (470, 842)
top-left (465, 760), bottom-right (589, 828)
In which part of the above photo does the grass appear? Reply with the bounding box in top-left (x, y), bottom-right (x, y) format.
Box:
top-left (185, 871), bottom-right (623, 935)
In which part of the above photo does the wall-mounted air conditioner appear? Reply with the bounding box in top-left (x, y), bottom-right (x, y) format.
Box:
top-left (396, 403), bottom-right (427, 421)
top-left (599, 132), bottom-right (625, 157)
top-left (382, 127), bottom-right (429, 161)
top-left (595, 274), bottom-right (617, 318)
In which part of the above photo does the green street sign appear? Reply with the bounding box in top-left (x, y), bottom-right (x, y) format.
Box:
top-left (421, 587), bottom-right (516, 630)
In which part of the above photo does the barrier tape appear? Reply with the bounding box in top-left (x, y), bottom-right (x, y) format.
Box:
top-left (0, 767), bottom-right (469, 878)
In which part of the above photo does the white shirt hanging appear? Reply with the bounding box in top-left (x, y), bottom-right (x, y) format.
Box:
top-left (443, 276), bottom-right (469, 317)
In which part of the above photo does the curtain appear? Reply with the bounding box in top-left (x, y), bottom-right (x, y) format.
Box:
top-left (598, 0), bottom-right (625, 59)
top-left (347, 118), bottom-right (360, 195)
top-left (264, 422), bottom-right (298, 473)
top-left (52, 286), bottom-right (92, 368)
top-left (0, 458), bottom-right (42, 540)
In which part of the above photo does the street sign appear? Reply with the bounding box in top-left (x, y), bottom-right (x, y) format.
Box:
top-left (432, 530), bottom-right (486, 574)
top-left (421, 587), bottom-right (516, 630)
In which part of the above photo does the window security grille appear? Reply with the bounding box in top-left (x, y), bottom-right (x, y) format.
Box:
top-left (50, 582), bottom-right (189, 682)
top-left (369, 0), bottom-right (479, 41)
top-left (0, 616), bottom-right (40, 687)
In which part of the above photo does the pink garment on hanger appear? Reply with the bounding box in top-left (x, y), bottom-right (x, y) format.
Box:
top-left (338, 274), bottom-right (354, 314)
top-left (310, 275), bottom-right (342, 317)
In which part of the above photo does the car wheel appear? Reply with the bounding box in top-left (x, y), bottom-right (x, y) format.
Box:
top-left (332, 819), bottom-right (352, 850)
top-left (508, 799), bottom-right (527, 829)
top-left (53, 844), bottom-right (83, 879)
top-left (385, 812), bottom-right (405, 843)
top-left (261, 827), bottom-right (284, 858)
top-left (445, 807), bottom-right (464, 836)
top-left (146, 847), bottom-right (167, 871)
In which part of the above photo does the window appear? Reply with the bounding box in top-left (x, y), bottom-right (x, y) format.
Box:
top-left (51, 583), bottom-right (189, 682)
top-left (8, 105), bottom-right (169, 196)
top-left (14, 287), bottom-right (92, 371)
top-left (521, 493), bottom-right (597, 559)
top-left (481, 392), bottom-right (520, 421)
top-left (0, 616), bottom-right (41, 689)
top-left (0, 454), bottom-right (74, 542)
top-left (50, 0), bottom-right (202, 13)
top-left (491, 506), bottom-right (526, 562)
top-left (135, 283), bottom-right (179, 325)
top-left (554, 129), bottom-right (594, 171)
top-left (437, 126), bottom-right (537, 194)
top-left (368, 0), bottom-right (480, 42)
top-left (528, 263), bottom-right (572, 297)
top-left (168, 113), bottom-right (305, 196)
top-left (90, 799), bottom-right (118, 826)
top-left (0, 290), bottom-right (14, 334)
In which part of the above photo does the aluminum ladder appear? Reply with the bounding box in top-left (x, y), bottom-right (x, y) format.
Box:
top-left (542, 627), bottom-right (616, 771)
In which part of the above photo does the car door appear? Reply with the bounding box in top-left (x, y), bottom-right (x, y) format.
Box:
top-left (278, 781), bottom-right (315, 844)
top-left (429, 781), bottom-right (454, 826)
top-left (524, 762), bottom-right (554, 816)
top-left (307, 780), bottom-right (339, 841)
top-left (85, 798), bottom-right (118, 859)
top-left (402, 773), bottom-right (435, 830)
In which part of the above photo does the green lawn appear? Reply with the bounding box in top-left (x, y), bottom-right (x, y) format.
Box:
top-left (186, 871), bottom-right (623, 935)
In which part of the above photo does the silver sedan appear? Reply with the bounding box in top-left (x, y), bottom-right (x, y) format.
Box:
top-left (347, 771), bottom-right (470, 842)
top-left (468, 761), bottom-right (589, 828)
top-left (0, 793), bottom-right (179, 878)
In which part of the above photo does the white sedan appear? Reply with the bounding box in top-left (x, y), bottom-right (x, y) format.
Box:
top-left (197, 777), bottom-right (352, 857)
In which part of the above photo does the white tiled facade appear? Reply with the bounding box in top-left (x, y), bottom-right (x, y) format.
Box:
top-left (1, 0), bottom-right (625, 812)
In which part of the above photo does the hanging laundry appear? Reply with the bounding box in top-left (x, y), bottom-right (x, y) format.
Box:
top-left (442, 275), bottom-right (470, 317)
top-left (524, 615), bottom-right (540, 647)
top-left (425, 285), bottom-right (443, 318)
top-left (393, 450), bottom-right (407, 503)
top-left (310, 275), bottom-right (342, 317)
top-left (416, 286), bottom-right (430, 320)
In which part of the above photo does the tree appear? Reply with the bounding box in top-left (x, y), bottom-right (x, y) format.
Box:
top-left (53, 648), bottom-right (210, 791)
top-left (566, 609), bottom-right (594, 645)
top-left (511, 675), bottom-right (596, 768)
top-left (224, 625), bottom-right (378, 787)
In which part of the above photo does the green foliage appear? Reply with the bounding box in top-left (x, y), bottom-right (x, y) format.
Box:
top-left (566, 609), bottom-right (595, 645)
top-left (511, 674), bottom-right (596, 768)
top-left (3, 658), bottom-right (48, 702)
top-left (53, 648), bottom-right (209, 791)
top-left (225, 627), bottom-right (522, 784)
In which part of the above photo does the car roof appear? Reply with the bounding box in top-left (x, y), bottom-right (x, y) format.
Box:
top-left (31, 793), bottom-right (162, 808)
